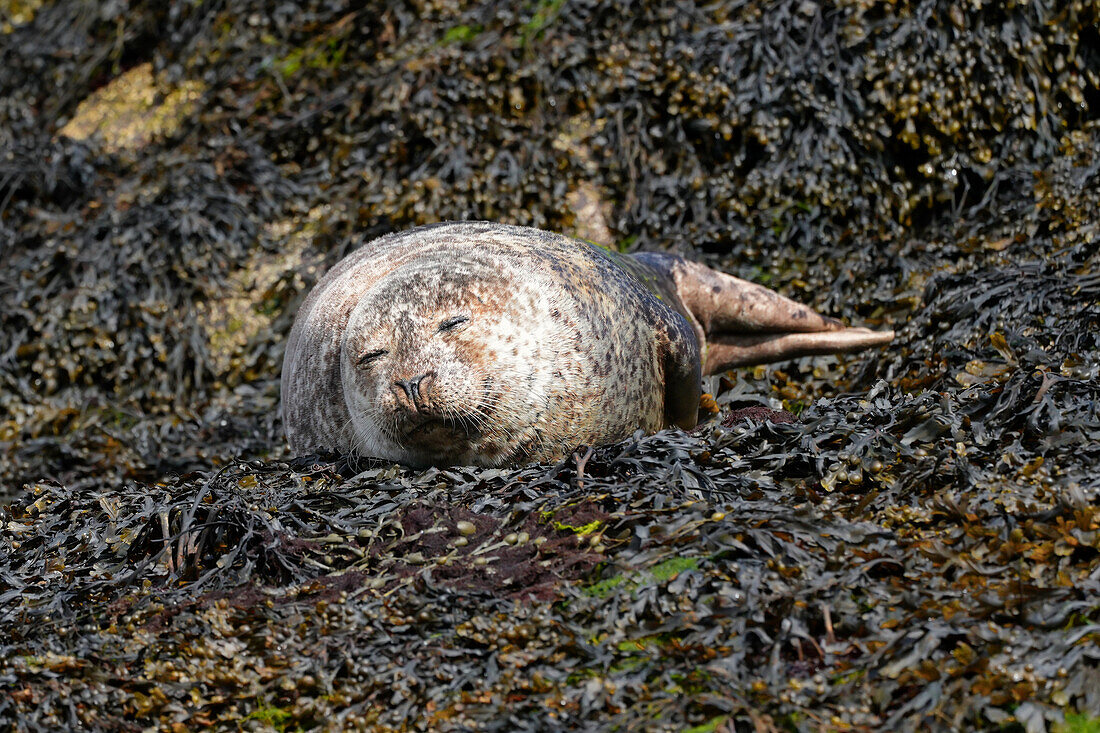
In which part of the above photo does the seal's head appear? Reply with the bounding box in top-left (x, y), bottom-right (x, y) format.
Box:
top-left (339, 254), bottom-right (561, 467)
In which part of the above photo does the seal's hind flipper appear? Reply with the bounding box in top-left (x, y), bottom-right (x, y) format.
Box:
top-left (703, 328), bottom-right (895, 373)
top-left (632, 253), bottom-right (894, 374)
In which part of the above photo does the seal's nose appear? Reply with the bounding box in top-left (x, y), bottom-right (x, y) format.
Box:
top-left (393, 373), bottom-right (433, 412)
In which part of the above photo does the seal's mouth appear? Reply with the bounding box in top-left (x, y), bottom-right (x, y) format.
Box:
top-left (397, 414), bottom-right (481, 444)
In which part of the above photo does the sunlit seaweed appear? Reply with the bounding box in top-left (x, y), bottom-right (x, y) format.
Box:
top-left (1, 0), bottom-right (1098, 730)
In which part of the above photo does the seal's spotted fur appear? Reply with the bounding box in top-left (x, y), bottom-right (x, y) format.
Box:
top-left (282, 222), bottom-right (892, 467)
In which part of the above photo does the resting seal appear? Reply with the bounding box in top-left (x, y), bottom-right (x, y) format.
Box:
top-left (281, 222), bottom-right (893, 467)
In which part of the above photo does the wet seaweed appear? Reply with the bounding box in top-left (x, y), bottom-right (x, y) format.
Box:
top-left (2, 0), bottom-right (1099, 730)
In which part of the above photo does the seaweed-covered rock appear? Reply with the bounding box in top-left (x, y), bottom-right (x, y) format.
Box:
top-left (1, 0), bottom-right (1099, 730)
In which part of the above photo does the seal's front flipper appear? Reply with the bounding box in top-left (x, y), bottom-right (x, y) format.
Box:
top-left (658, 308), bottom-right (703, 431)
top-left (633, 252), bottom-right (894, 375)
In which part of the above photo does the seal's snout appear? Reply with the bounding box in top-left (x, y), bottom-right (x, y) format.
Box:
top-left (393, 372), bottom-right (435, 413)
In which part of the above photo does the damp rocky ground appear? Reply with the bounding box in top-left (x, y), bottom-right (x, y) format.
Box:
top-left (1, 0), bottom-right (1099, 730)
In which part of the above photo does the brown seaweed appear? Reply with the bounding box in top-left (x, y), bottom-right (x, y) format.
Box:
top-left (2, 0), bottom-right (1099, 730)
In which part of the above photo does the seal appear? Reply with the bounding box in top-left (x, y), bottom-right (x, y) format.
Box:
top-left (281, 222), bottom-right (893, 467)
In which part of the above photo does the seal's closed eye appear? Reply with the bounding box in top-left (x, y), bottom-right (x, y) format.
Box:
top-left (438, 315), bottom-right (469, 332)
top-left (358, 349), bottom-right (388, 366)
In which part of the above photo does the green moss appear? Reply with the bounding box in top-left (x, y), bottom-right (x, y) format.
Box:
top-left (278, 48), bottom-right (304, 77)
top-left (565, 667), bottom-right (599, 685)
top-left (1058, 714), bottom-right (1100, 733)
top-left (831, 668), bottom-right (866, 684)
top-left (540, 507), bottom-right (604, 536)
top-left (277, 38), bottom-right (347, 78)
top-left (616, 632), bottom-right (680, 653)
top-left (553, 518), bottom-right (603, 536)
top-left (667, 668), bottom-right (715, 696)
top-left (785, 399), bottom-right (807, 416)
top-left (609, 655), bottom-right (647, 674)
top-left (617, 234), bottom-right (638, 252)
top-left (649, 556), bottom-right (699, 582)
top-left (522, 0), bottom-right (566, 44)
top-left (683, 715), bottom-right (728, 733)
top-left (442, 24), bottom-right (483, 44)
top-left (584, 572), bottom-right (628, 599)
top-left (755, 269), bottom-right (774, 285)
top-left (778, 711), bottom-right (805, 729)
top-left (245, 705), bottom-right (295, 731)
top-left (584, 556), bottom-right (700, 598)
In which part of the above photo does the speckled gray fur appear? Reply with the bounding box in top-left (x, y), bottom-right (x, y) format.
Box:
top-left (281, 222), bottom-right (893, 467)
